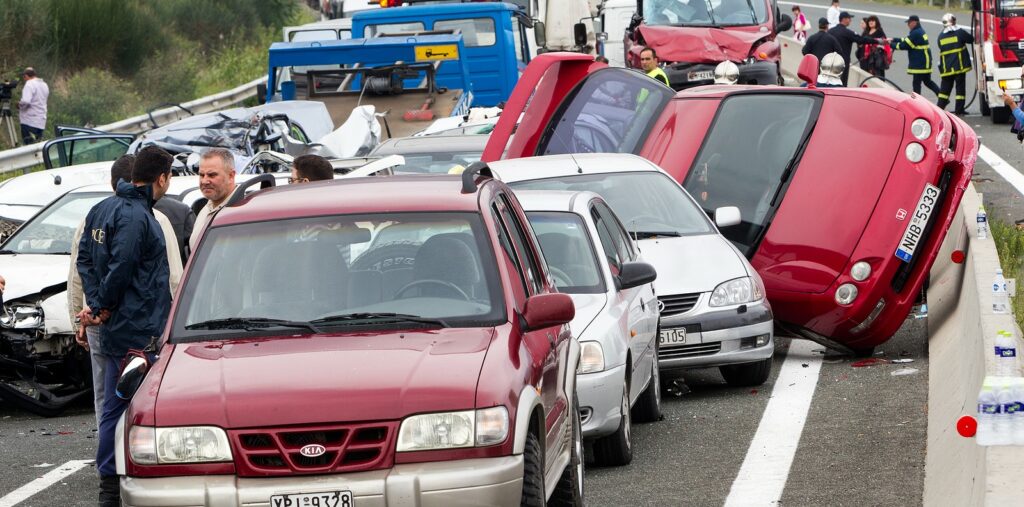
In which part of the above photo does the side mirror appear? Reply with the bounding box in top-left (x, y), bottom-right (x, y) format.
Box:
top-left (574, 22), bottom-right (588, 48)
top-left (797, 54), bottom-right (820, 87)
top-left (616, 262), bottom-right (657, 291)
top-left (715, 206), bottom-right (742, 228)
top-left (115, 355), bottom-right (150, 400)
top-left (522, 293), bottom-right (575, 331)
top-left (534, 20), bottom-right (547, 49)
top-left (776, 13), bottom-right (793, 33)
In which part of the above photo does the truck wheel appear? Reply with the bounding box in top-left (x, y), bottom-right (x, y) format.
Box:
top-left (720, 357), bottom-right (772, 387)
top-left (520, 432), bottom-right (544, 507)
top-left (549, 395), bottom-right (584, 506)
top-left (993, 106), bottom-right (1011, 124)
top-left (631, 341), bottom-right (662, 423)
top-left (593, 383), bottom-right (632, 466)
top-left (980, 97), bottom-right (991, 117)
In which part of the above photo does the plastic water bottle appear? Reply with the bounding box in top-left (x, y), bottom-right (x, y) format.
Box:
top-left (1012, 379), bottom-right (1024, 445)
top-left (996, 380), bottom-right (1016, 445)
top-left (977, 383), bottom-right (1000, 446)
top-left (977, 205), bottom-right (988, 239)
top-left (995, 330), bottom-right (1019, 377)
top-left (993, 269), bottom-right (1009, 314)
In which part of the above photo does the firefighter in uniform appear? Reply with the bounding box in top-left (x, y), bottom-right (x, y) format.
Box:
top-left (936, 13), bottom-right (974, 114)
top-left (891, 15), bottom-right (941, 97)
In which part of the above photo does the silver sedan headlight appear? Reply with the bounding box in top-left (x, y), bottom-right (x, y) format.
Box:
top-left (709, 277), bottom-right (763, 307)
top-left (578, 341), bottom-right (605, 374)
top-left (0, 305), bottom-right (44, 329)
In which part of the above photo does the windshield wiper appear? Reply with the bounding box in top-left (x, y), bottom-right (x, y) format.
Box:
top-left (186, 317), bottom-right (322, 333)
top-left (633, 231), bottom-right (683, 239)
top-left (742, 0), bottom-right (758, 24)
top-left (0, 249), bottom-right (16, 254)
top-left (311, 312), bottom-right (448, 328)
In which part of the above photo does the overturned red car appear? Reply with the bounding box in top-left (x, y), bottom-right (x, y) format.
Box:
top-left (483, 53), bottom-right (978, 354)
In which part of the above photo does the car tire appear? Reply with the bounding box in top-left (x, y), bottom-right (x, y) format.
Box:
top-left (593, 383), bottom-right (632, 466)
top-left (520, 432), bottom-right (545, 507)
top-left (631, 342), bottom-right (661, 423)
top-left (720, 356), bottom-right (772, 387)
top-left (852, 346), bottom-right (876, 358)
top-left (549, 394), bottom-right (584, 506)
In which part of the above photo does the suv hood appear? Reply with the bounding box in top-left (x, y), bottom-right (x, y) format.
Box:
top-left (638, 234), bottom-right (747, 294)
top-left (638, 25), bottom-right (766, 63)
top-left (0, 254), bottom-right (69, 301)
top-left (153, 328), bottom-right (494, 428)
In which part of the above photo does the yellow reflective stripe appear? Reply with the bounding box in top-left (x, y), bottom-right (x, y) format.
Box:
top-left (907, 68), bottom-right (933, 74)
top-left (940, 36), bottom-right (959, 45)
top-left (940, 49), bottom-right (961, 55)
top-left (938, 93), bottom-right (950, 99)
top-left (956, 95), bottom-right (966, 99)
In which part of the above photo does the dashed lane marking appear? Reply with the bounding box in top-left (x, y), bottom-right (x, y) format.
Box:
top-left (0, 460), bottom-right (92, 507)
top-left (723, 339), bottom-right (824, 507)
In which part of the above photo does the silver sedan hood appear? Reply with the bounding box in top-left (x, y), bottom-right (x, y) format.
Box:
top-left (1, 254), bottom-right (69, 301)
top-left (638, 234), bottom-right (749, 295)
top-left (567, 293), bottom-right (607, 339)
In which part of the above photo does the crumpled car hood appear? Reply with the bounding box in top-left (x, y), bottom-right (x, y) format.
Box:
top-left (0, 254), bottom-right (69, 301)
top-left (639, 25), bottom-right (767, 63)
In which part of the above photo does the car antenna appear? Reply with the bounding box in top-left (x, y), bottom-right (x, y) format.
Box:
top-left (545, 120), bottom-right (586, 174)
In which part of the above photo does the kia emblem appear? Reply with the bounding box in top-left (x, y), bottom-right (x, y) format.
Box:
top-left (896, 208), bottom-right (907, 221)
top-left (299, 444), bottom-right (326, 458)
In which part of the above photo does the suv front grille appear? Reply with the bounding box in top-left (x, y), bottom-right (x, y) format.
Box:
top-left (658, 293), bottom-right (701, 317)
top-left (231, 422), bottom-right (397, 477)
top-left (660, 342), bottom-right (721, 360)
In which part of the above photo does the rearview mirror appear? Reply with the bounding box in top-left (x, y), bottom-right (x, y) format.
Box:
top-left (574, 22), bottom-right (588, 48)
top-left (115, 356), bottom-right (149, 400)
top-left (776, 13), bottom-right (793, 33)
top-left (522, 293), bottom-right (575, 331)
top-left (534, 21), bottom-right (547, 49)
top-left (715, 206), bottom-right (742, 228)
top-left (616, 262), bottom-right (657, 291)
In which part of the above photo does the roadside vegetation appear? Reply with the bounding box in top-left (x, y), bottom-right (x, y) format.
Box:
top-left (990, 219), bottom-right (1024, 330)
top-left (0, 0), bottom-right (316, 150)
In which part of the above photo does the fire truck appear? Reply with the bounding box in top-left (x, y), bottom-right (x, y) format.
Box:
top-left (973, 0), bottom-right (1024, 123)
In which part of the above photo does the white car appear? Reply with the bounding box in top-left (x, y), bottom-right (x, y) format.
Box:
top-left (516, 189), bottom-right (660, 466)
top-left (493, 153), bottom-right (775, 387)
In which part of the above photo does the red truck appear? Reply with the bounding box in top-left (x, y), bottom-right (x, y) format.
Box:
top-left (114, 172), bottom-right (584, 506)
top-left (621, 0), bottom-right (793, 88)
top-left (483, 53), bottom-right (978, 355)
top-left (972, 0), bottom-right (1024, 123)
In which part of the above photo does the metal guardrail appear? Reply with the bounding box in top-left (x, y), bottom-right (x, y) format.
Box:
top-left (0, 76), bottom-right (267, 175)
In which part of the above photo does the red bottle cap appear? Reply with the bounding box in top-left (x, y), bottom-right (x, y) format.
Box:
top-left (957, 415), bottom-right (977, 438)
top-left (951, 250), bottom-right (965, 264)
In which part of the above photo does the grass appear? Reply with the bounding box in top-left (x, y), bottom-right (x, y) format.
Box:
top-left (990, 219), bottom-right (1024, 330)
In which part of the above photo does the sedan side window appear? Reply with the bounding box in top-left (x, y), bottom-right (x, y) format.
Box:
top-left (591, 206), bottom-right (624, 276)
top-left (595, 202), bottom-right (637, 261)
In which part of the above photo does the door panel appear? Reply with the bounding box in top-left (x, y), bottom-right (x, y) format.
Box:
top-left (42, 134), bottom-right (134, 169)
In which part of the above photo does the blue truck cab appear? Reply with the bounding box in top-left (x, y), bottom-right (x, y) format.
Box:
top-left (352, 2), bottom-right (532, 107)
top-left (266, 34), bottom-right (474, 138)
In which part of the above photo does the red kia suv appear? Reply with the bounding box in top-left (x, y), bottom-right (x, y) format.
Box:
top-left (482, 53), bottom-right (979, 355)
top-left (114, 170), bottom-right (584, 506)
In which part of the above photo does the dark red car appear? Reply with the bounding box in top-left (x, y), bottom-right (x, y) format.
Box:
top-left (482, 53), bottom-right (979, 354)
top-left (114, 171), bottom-right (585, 506)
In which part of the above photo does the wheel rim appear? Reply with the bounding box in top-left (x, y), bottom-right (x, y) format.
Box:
top-left (621, 386), bottom-right (631, 447)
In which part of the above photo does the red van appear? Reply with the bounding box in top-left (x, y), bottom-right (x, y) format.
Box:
top-left (114, 171), bottom-right (585, 506)
top-left (482, 53), bottom-right (979, 354)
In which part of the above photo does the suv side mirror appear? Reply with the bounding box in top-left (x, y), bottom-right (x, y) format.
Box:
top-left (116, 355), bottom-right (150, 401)
top-left (522, 293), bottom-right (575, 331)
top-left (574, 22), bottom-right (588, 48)
top-left (616, 262), bottom-right (657, 291)
top-left (534, 20), bottom-right (547, 49)
top-left (776, 13), bottom-right (793, 33)
top-left (715, 206), bottom-right (742, 228)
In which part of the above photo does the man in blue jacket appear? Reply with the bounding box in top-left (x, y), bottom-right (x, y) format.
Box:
top-left (891, 15), bottom-right (941, 96)
top-left (77, 145), bottom-right (173, 507)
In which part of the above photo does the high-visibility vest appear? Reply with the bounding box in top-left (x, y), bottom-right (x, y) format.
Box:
top-left (647, 67), bottom-right (670, 86)
top-left (937, 28), bottom-right (973, 77)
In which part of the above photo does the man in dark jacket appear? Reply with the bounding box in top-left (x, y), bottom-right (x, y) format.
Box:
top-left (77, 145), bottom-right (173, 507)
top-left (154, 193), bottom-right (195, 262)
top-left (828, 11), bottom-right (881, 85)
top-left (802, 18), bottom-right (842, 63)
top-left (891, 15), bottom-right (941, 96)
top-left (936, 13), bottom-right (974, 114)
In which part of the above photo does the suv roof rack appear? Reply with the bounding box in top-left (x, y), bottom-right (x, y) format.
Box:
top-left (225, 173), bottom-right (277, 207)
top-left (461, 161), bottom-right (493, 193)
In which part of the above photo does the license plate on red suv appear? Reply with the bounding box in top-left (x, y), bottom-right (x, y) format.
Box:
top-left (271, 491), bottom-right (353, 507)
top-left (895, 183), bottom-right (940, 263)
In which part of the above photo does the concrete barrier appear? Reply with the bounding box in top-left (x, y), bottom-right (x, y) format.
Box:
top-left (778, 35), bottom-right (895, 89)
top-left (924, 184), bottom-right (1024, 506)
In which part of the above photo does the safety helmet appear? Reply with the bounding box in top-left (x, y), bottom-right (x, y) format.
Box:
top-left (714, 61), bottom-right (740, 85)
top-left (942, 13), bottom-right (955, 26)
top-left (820, 52), bottom-right (845, 78)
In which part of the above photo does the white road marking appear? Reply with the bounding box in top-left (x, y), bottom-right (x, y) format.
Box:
top-left (977, 144), bottom-right (1024, 197)
top-left (0, 460), bottom-right (92, 507)
top-left (724, 339), bottom-right (823, 507)
top-left (779, 1), bottom-right (945, 26)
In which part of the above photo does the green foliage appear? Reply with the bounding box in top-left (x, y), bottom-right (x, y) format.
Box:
top-left (46, 0), bottom-right (163, 74)
top-left (990, 219), bottom-right (1024, 330)
top-left (49, 68), bottom-right (142, 127)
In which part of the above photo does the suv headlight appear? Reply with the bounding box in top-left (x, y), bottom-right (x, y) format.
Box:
top-left (397, 407), bottom-right (509, 452)
top-left (129, 425), bottom-right (232, 465)
top-left (709, 277), bottom-right (762, 307)
top-left (0, 304), bottom-right (43, 329)
top-left (578, 341), bottom-right (605, 374)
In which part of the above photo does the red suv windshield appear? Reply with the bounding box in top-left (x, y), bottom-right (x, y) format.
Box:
top-left (644, 0), bottom-right (768, 27)
top-left (173, 212), bottom-right (506, 341)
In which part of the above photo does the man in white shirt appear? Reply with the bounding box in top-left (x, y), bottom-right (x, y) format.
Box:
top-left (188, 148), bottom-right (236, 256)
top-left (17, 67), bottom-right (48, 145)
top-left (826, 0), bottom-right (841, 29)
